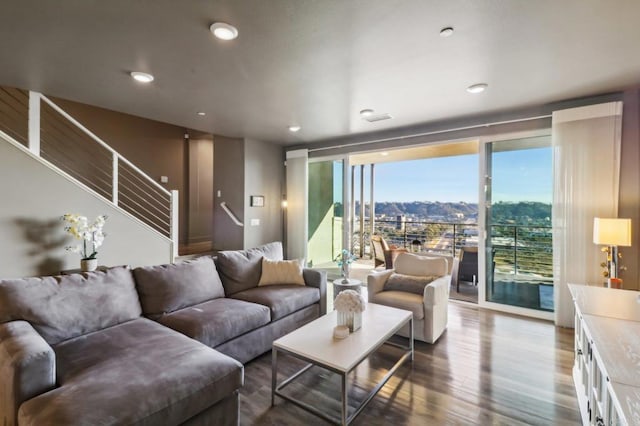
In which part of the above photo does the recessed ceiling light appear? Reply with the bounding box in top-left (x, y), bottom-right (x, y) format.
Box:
top-left (197, 111), bottom-right (206, 116)
top-left (360, 109), bottom-right (374, 117)
top-left (467, 83), bottom-right (488, 94)
top-left (130, 72), bottom-right (154, 83)
top-left (288, 125), bottom-right (301, 133)
top-left (210, 22), bottom-right (239, 40)
top-left (440, 27), bottom-right (454, 37)
top-left (380, 152), bottom-right (389, 156)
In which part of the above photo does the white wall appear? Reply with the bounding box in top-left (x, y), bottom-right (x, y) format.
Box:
top-left (0, 137), bottom-right (172, 278)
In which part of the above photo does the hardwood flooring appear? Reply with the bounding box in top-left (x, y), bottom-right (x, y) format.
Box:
top-left (239, 302), bottom-right (580, 425)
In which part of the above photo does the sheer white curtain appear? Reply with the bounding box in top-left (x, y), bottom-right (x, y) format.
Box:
top-left (552, 102), bottom-right (622, 327)
top-left (285, 149), bottom-right (308, 261)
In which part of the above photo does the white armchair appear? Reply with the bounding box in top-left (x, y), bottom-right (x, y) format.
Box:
top-left (367, 252), bottom-right (451, 343)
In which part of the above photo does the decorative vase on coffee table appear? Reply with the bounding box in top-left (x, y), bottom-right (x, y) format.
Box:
top-left (337, 311), bottom-right (362, 332)
top-left (81, 259), bottom-right (98, 272)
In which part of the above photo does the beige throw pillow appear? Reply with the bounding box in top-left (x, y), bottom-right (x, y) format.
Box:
top-left (258, 257), bottom-right (305, 286)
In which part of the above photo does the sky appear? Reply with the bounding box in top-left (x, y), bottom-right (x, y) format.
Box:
top-left (370, 147), bottom-right (552, 203)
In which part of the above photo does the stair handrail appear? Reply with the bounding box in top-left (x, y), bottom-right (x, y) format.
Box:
top-left (220, 202), bottom-right (244, 227)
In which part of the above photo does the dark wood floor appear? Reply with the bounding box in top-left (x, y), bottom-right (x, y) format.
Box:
top-left (239, 302), bottom-right (580, 425)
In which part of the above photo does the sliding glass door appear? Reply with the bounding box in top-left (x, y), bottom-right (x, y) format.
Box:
top-left (483, 135), bottom-right (554, 314)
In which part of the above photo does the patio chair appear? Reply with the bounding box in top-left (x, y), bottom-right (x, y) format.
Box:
top-left (451, 246), bottom-right (478, 292)
top-left (370, 235), bottom-right (408, 269)
top-left (367, 252), bottom-right (450, 343)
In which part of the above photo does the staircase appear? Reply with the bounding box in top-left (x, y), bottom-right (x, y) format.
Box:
top-left (0, 87), bottom-right (178, 258)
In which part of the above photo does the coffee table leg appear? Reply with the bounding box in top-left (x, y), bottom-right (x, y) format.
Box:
top-left (410, 316), bottom-right (414, 362)
top-left (271, 348), bottom-right (278, 406)
top-left (341, 372), bottom-right (348, 425)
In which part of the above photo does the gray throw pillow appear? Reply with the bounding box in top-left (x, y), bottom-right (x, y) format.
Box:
top-left (216, 242), bottom-right (284, 295)
top-left (384, 273), bottom-right (438, 295)
top-left (133, 256), bottom-right (225, 317)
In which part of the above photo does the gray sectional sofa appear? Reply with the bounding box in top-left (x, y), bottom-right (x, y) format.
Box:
top-left (0, 242), bottom-right (326, 426)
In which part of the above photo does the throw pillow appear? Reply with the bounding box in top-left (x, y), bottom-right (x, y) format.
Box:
top-left (258, 257), bottom-right (305, 286)
top-left (384, 273), bottom-right (438, 295)
top-left (216, 241), bottom-right (284, 294)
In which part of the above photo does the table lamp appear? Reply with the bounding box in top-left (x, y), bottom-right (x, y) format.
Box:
top-left (593, 217), bottom-right (632, 287)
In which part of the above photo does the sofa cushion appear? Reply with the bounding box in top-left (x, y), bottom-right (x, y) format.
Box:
top-left (395, 253), bottom-right (448, 277)
top-left (0, 266), bottom-right (141, 345)
top-left (216, 242), bottom-right (283, 295)
top-left (258, 258), bottom-right (305, 286)
top-left (384, 273), bottom-right (438, 295)
top-left (133, 256), bottom-right (225, 318)
top-left (230, 285), bottom-right (320, 321)
top-left (18, 318), bottom-right (243, 426)
top-left (157, 298), bottom-right (271, 348)
top-left (371, 291), bottom-right (425, 320)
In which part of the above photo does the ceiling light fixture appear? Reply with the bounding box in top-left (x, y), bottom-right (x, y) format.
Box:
top-left (130, 72), bottom-right (154, 83)
top-left (380, 152), bottom-right (389, 156)
top-left (467, 83), bottom-right (488, 94)
top-left (288, 125), bottom-right (301, 133)
top-left (210, 22), bottom-right (239, 40)
top-left (440, 27), bottom-right (454, 37)
top-left (197, 111), bottom-right (206, 116)
top-left (360, 109), bottom-right (374, 117)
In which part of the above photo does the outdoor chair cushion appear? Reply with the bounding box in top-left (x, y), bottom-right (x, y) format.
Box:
top-left (157, 298), bottom-right (271, 348)
top-left (0, 266), bottom-right (141, 345)
top-left (216, 242), bottom-right (284, 295)
top-left (18, 318), bottom-right (243, 426)
top-left (230, 285), bottom-right (320, 321)
top-left (134, 257), bottom-right (226, 318)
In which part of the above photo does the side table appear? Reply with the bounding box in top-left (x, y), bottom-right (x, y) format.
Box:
top-left (333, 278), bottom-right (363, 297)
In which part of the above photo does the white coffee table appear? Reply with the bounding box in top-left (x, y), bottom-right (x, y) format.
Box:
top-left (271, 303), bottom-right (413, 425)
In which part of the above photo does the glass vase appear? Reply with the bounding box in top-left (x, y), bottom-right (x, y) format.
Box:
top-left (337, 310), bottom-right (362, 332)
top-left (340, 262), bottom-right (351, 284)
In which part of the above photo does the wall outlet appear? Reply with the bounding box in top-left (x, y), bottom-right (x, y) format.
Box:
top-left (160, 176), bottom-right (168, 184)
top-left (250, 219), bottom-right (260, 226)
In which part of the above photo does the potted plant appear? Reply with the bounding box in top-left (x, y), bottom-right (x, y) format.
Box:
top-left (333, 249), bottom-right (357, 283)
top-left (62, 214), bottom-right (107, 271)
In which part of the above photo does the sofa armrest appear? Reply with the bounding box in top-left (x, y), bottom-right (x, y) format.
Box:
top-left (367, 269), bottom-right (394, 302)
top-left (303, 268), bottom-right (327, 315)
top-left (0, 321), bottom-right (56, 426)
top-left (423, 275), bottom-right (451, 307)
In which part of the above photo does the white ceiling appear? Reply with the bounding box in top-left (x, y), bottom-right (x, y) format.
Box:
top-left (1, 1), bottom-right (639, 145)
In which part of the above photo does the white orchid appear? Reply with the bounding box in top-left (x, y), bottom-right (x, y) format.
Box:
top-left (62, 214), bottom-right (108, 260)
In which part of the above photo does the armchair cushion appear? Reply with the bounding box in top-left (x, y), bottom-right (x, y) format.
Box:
top-left (384, 273), bottom-right (438, 295)
top-left (370, 291), bottom-right (425, 320)
top-left (395, 253), bottom-right (448, 277)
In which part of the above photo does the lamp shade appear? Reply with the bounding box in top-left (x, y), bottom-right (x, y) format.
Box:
top-left (593, 218), bottom-right (632, 246)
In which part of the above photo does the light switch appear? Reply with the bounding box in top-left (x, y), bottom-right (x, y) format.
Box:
top-left (160, 176), bottom-right (169, 184)
top-left (217, 190), bottom-right (222, 197)
top-left (250, 219), bottom-right (260, 226)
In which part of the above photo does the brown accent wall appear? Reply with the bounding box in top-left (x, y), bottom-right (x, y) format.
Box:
top-left (213, 136), bottom-right (245, 250)
top-left (50, 97), bottom-right (189, 251)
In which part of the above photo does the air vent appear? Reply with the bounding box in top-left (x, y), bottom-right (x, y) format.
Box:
top-left (364, 113), bottom-right (393, 123)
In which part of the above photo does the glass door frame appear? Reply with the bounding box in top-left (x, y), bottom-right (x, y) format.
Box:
top-left (307, 154), bottom-right (351, 263)
top-left (478, 129), bottom-right (554, 321)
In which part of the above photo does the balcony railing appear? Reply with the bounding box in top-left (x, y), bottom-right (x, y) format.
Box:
top-left (352, 218), bottom-right (552, 280)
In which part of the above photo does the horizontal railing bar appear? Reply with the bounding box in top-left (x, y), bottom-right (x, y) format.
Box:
top-left (39, 94), bottom-right (171, 197)
top-left (41, 154), bottom-right (112, 200)
top-left (118, 165), bottom-right (171, 202)
top-left (40, 149), bottom-right (114, 194)
top-left (118, 170), bottom-right (171, 203)
top-left (39, 135), bottom-right (114, 183)
top-left (118, 191), bottom-right (171, 223)
top-left (118, 193), bottom-right (171, 229)
top-left (117, 205), bottom-right (169, 236)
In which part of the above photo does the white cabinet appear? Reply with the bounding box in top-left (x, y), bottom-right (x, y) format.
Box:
top-left (569, 284), bottom-right (640, 426)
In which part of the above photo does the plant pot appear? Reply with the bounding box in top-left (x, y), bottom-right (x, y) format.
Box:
top-left (81, 258), bottom-right (98, 272)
